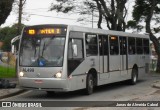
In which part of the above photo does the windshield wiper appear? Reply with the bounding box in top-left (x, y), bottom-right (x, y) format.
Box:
top-left (42, 42), bottom-right (46, 56)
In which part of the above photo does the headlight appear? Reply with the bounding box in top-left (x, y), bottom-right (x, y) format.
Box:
top-left (19, 71), bottom-right (24, 77)
top-left (54, 71), bottom-right (62, 78)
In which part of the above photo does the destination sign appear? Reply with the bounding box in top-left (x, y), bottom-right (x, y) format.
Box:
top-left (39, 28), bottom-right (61, 34)
top-left (27, 28), bottom-right (65, 35)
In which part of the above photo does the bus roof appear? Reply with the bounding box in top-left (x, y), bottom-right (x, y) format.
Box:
top-left (67, 25), bottom-right (149, 39)
top-left (24, 24), bottom-right (68, 28)
top-left (24, 24), bottom-right (149, 39)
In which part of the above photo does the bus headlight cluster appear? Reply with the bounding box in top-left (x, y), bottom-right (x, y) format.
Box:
top-left (54, 71), bottom-right (62, 78)
top-left (19, 71), bottom-right (24, 77)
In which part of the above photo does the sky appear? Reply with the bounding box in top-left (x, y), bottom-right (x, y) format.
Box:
top-left (1, 0), bottom-right (136, 31)
top-left (2, 0), bottom-right (83, 27)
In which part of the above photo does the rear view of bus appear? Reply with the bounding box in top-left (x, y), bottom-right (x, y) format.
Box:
top-left (18, 25), bottom-right (68, 92)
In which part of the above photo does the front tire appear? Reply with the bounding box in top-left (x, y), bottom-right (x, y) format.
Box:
top-left (130, 68), bottom-right (138, 85)
top-left (85, 74), bottom-right (94, 95)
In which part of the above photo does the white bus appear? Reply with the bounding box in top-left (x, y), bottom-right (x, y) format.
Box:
top-left (18, 24), bottom-right (150, 95)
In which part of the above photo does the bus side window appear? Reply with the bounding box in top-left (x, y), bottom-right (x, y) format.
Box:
top-left (85, 34), bottom-right (98, 56)
top-left (109, 35), bottom-right (119, 55)
top-left (143, 39), bottom-right (149, 54)
top-left (120, 37), bottom-right (126, 55)
top-left (136, 38), bottom-right (143, 54)
top-left (99, 35), bottom-right (108, 56)
top-left (128, 37), bottom-right (136, 55)
top-left (68, 39), bottom-right (83, 59)
top-left (129, 46), bottom-right (134, 54)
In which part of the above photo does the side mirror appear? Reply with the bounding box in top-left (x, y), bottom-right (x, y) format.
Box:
top-left (11, 45), bottom-right (16, 54)
top-left (72, 44), bottom-right (78, 57)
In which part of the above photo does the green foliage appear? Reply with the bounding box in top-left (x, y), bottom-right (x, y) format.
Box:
top-left (0, 27), bottom-right (16, 51)
top-left (132, 0), bottom-right (160, 33)
top-left (133, 0), bottom-right (149, 21)
top-left (132, 0), bottom-right (160, 72)
top-left (0, 0), bottom-right (14, 26)
top-left (127, 20), bottom-right (144, 31)
top-left (0, 24), bottom-right (24, 52)
top-left (154, 27), bottom-right (160, 33)
top-left (0, 66), bottom-right (16, 78)
top-left (133, 0), bottom-right (160, 22)
top-left (127, 20), bottom-right (137, 28)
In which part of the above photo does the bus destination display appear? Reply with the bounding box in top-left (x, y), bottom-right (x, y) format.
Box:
top-left (27, 28), bottom-right (66, 35)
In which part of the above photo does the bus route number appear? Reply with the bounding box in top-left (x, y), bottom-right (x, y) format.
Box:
top-left (23, 68), bottom-right (34, 72)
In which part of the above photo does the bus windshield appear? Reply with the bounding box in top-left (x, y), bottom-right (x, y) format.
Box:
top-left (19, 36), bottom-right (65, 67)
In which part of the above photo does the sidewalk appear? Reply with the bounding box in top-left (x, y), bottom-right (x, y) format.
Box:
top-left (150, 72), bottom-right (160, 89)
top-left (152, 80), bottom-right (160, 89)
top-left (0, 78), bottom-right (26, 100)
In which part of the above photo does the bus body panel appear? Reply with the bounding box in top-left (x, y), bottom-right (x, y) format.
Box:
top-left (68, 75), bottom-right (87, 91)
top-left (109, 55), bottom-right (121, 72)
top-left (120, 57), bottom-right (128, 77)
top-left (137, 55), bottom-right (145, 68)
top-left (128, 55), bottom-right (137, 69)
top-left (97, 70), bottom-right (131, 86)
top-left (19, 67), bottom-right (63, 78)
top-left (19, 78), bottom-right (69, 91)
top-left (67, 56), bottom-right (99, 91)
top-left (99, 55), bottom-right (110, 80)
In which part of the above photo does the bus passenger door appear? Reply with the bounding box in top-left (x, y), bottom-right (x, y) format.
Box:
top-left (136, 38), bottom-right (145, 68)
top-left (109, 36), bottom-right (121, 75)
top-left (119, 37), bottom-right (127, 76)
top-left (99, 35), bottom-right (109, 80)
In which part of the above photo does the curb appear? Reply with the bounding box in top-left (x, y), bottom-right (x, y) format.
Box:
top-left (152, 82), bottom-right (160, 89)
top-left (0, 89), bottom-right (27, 100)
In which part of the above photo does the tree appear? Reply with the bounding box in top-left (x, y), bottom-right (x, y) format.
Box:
top-left (50, 0), bottom-right (128, 31)
top-left (0, 24), bottom-right (24, 51)
top-left (128, 0), bottom-right (160, 72)
top-left (0, 0), bottom-right (14, 26)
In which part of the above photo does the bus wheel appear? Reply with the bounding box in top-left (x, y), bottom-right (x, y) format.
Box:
top-left (130, 68), bottom-right (138, 85)
top-left (85, 74), bottom-right (94, 95)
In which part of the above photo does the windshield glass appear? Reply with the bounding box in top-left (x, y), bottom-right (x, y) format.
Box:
top-left (19, 36), bottom-right (65, 67)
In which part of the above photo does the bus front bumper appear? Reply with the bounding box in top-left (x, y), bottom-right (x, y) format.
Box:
top-left (19, 78), bottom-right (69, 92)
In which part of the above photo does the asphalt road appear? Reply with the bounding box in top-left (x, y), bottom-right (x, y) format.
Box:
top-left (1, 73), bottom-right (160, 110)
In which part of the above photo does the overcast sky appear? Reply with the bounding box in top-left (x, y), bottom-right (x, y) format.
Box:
top-left (2, 0), bottom-right (135, 30)
top-left (2, 0), bottom-right (83, 27)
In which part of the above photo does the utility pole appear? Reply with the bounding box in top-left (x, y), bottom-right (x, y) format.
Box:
top-left (92, 9), bottom-right (94, 28)
top-left (17, 0), bottom-right (22, 35)
top-left (17, 0), bottom-right (26, 35)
